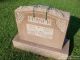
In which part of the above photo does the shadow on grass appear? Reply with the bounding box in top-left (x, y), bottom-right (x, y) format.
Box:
top-left (66, 16), bottom-right (80, 55)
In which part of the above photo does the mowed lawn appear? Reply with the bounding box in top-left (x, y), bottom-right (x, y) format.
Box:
top-left (0, 0), bottom-right (80, 60)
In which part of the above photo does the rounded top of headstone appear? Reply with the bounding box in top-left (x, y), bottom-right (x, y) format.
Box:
top-left (48, 8), bottom-right (70, 20)
top-left (15, 6), bottom-right (34, 12)
top-left (15, 5), bottom-right (70, 20)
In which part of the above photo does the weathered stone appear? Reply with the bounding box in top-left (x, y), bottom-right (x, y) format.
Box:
top-left (13, 5), bottom-right (70, 59)
top-left (14, 6), bottom-right (70, 49)
top-left (13, 34), bottom-right (70, 60)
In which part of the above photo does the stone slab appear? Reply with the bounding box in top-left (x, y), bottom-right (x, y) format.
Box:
top-left (15, 5), bottom-right (70, 49)
top-left (13, 34), bottom-right (70, 60)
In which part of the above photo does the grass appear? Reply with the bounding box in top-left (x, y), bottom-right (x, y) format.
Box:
top-left (0, 0), bottom-right (80, 60)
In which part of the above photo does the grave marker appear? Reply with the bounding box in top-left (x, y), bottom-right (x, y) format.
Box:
top-left (13, 5), bottom-right (70, 60)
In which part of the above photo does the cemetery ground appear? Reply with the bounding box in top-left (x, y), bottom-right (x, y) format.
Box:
top-left (0, 0), bottom-right (80, 60)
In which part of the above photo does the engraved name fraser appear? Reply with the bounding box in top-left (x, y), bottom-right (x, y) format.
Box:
top-left (28, 16), bottom-right (51, 26)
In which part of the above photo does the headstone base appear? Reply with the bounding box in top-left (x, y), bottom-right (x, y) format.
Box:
top-left (12, 34), bottom-right (69, 60)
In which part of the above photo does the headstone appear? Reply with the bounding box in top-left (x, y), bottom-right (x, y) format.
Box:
top-left (13, 5), bottom-right (70, 60)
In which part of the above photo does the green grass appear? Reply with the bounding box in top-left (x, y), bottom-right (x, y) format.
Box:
top-left (0, 0), bottom-right (80, 60)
